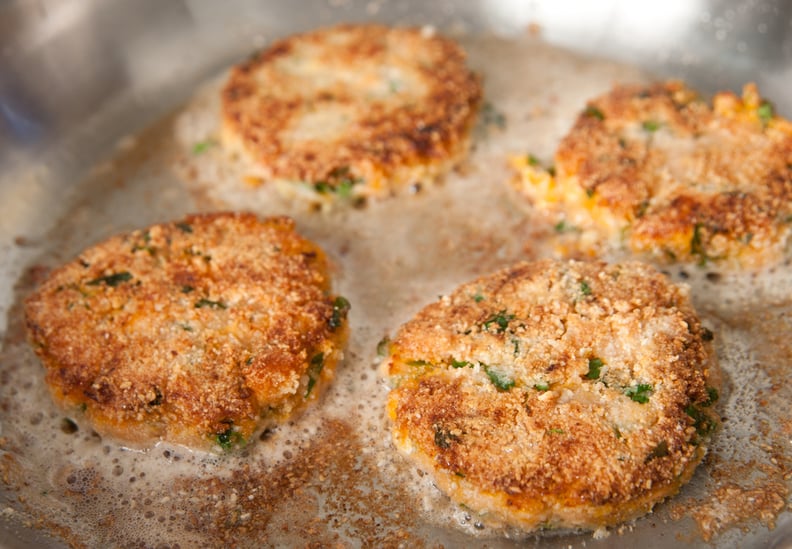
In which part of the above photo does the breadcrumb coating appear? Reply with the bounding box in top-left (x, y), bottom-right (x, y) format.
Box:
top-left (511, 81), bottom-right (792, 268)
top-left (383, 259), bottom-right (719, 531)
top-left (25, 212), bottom-right (349, 450)
top-left (222, 23), bottom-right (482, 199)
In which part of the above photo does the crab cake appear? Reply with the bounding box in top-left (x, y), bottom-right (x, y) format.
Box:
top-left (383, 259), bottom-right (719, 533)
top-left (511, 81), bottom-right (792, 268)
top-left (24, 212), bottom-right (349, 451)
top-left (221, 23), bottom-right (482, 200)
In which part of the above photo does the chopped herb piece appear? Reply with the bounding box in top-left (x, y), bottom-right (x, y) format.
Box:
top-left (547, 166), bottom-right (556, 176)
top-left (314, 181), bottom-right (332, 194)
top-left (473, 293), bottom-right (485, 303)
top-left (625, 383), bottom-right (653, 404)
top-left (613, 426), bottom-right (622, 439)
top-left (451, 359), bottom-right (471, 369)
top-left (482, 310), bottom-right (515, 333)
top-left (87, 271), bottom-right (132, 287)
top-left (645, 440), bottom-right (669, 461)
top-left (484, 365), bottom-right (515, 391)
top-left (685, 405), bottom-right (717, 438)
top-left (131, 233), bottom-right (156, 255)
top-left (179, 323), bottom-right (193, 332)
top-left (482, 102), bottom-right (506, 128)
top-left (192, 140), bottom-right (214, 155)
top-left (195, 298), bottom-right (226, 309)
top-left (304, 352), bottom-right (324, 397)
top-left (313, 167), bottom-right (362, 197)
top-left (175, 222), bottom-right (193, 233)
top-left (547, 428), bottom-right (565, 435)
top-left (376, 336), bottom-right (391, 357)
top-left (329, 296), bottom-right (351, 329)
top-left (586, 357), bottom-right (603, 380)
top-left (585, 188), bottom-right (595, 198)
top-left (580, 281), bottom-right (592, 296)
top-left (433, 426), bottom-right (460, 449)
top-left (636, 200), bottom-right (650, 218)
top-left (757, 101), bottom-right (774, 126)
top-left (407, 359), bottom-right (431, 367)
top-left (181, 285), bottom-right (194, 294)
top-left (215, 426), bottom-right (244, 451)
top-left (534, 382), bottom-right (550, 391)
top-left (690, 223), bottom-right (720, 265)
top-left (454, 471), bottom-right (465, 478)
top-left (336, 179), bottom-right (356, 199)
top-left (704, 387), bottom-right (719, 407)
top-left (642, 120), bottom-right (661, 132)
top-left (554, 220), bottom-right (578, 233)
top-left (584, 105), bottom-right (604, 120)
top-left (527, 154), bottom-right (540, 166)
top-left (511, 337), bottom-right (520, 357)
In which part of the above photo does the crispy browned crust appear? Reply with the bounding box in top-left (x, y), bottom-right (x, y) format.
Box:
top-left (24, 212), bottom-right (349, 450)
top-left (221, 23), bottom-right (482, 197)
top-left (512, 81), bottom-right (792, 267)
top-left (383, 259), bottom-right (719, 531)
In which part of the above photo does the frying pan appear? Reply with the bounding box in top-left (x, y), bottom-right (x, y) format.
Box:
top-left (1, 1), bottom-right (791, 547)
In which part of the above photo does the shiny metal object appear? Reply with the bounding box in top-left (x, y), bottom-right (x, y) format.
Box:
top-left (1, 1), bottom-right (791, 547)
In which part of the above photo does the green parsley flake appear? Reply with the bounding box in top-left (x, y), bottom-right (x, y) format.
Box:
top-left (625, 383), bottom-right (653, 404)
top-left (86, 271), bottom-right (133, 287)
top-left (642, 120), bottom-right (661, 132)
top-left (195, 298), bottom-right (226, 309)
top-left (685, 405), bottom-right (717, 438)
top-left (586, 357), bottom-right (603, 380)
top-left (533, 382), bottom-right (550, 391)
top-left (704, 387), bottom-right (719, 407)
top-left (434, 426), bottom-right (460, 449)
top-left (376, 336), bottom-right (391, 357)
top-left (215, 426), bottom-right (244, 451)
top-left (482, 310), bottom-right (515, 333)
top-left (584, 105), bottom-right (605, 120)
top-left (757, 101), bottom-right (774, 126)
top-left (484, 365), bottom-right (515, 391)
top-left (580, 280), bottom-right (592, 296)
top-left (645, 440), bottom-right (669, 461)
top-left (451, 359), bottom-right (471, 369)
top-left (690, 222), bottom-right (718, 265)
top-left (192, 140), bottom-right (215, 155)
top-left (329, 296), bottom-right (351, 329)
top-left (304, 353), bottom-right (325, 398)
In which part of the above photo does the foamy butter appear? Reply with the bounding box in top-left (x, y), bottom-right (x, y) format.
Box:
top-left (1, 32), bottom-right (791, 547)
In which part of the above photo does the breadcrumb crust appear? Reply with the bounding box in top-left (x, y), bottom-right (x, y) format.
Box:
top-left (383, 259), bottom-right (719, 531)
top-left (222, 23), bottom-right (482, 198)
top-left (24, 212), bottom-right (349, 450)
top-left (511, 81), bottom-right (792, 268)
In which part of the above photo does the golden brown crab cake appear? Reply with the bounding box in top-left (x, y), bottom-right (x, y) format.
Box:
top-left (24, 212), bottom-right (349, 451)
top-left (221, 23), bottom-right (482, 201)
top-left (383, 259), bottom-right (719, 533)
top-left (511, 81), bottom-right (792, 268)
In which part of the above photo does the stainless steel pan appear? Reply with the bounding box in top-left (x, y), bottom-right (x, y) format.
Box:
top-left (1, 1), bottom-right (791, 547)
